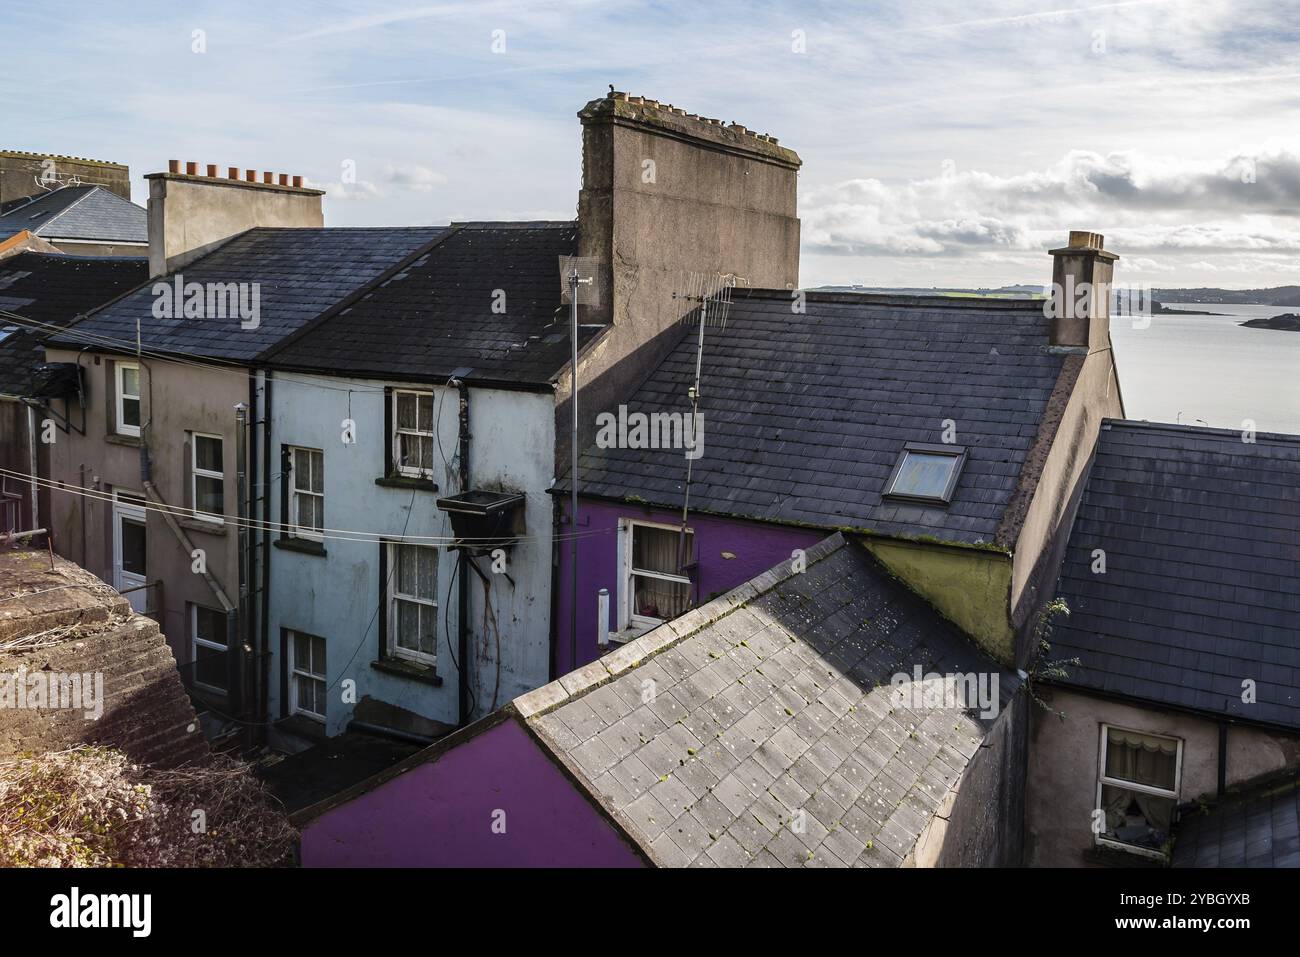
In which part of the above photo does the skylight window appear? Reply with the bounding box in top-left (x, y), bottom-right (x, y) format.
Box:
top-left (0, 325), bottom-right (18, 342)
top-left (883, 442), bottom-right (967, 506)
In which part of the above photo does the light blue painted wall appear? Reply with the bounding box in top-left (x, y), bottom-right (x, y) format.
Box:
top-left (266, 372), bottom-right (555, 736)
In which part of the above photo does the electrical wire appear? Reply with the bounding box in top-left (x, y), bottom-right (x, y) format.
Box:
top-left (0, 465), bottom-right (618, 548)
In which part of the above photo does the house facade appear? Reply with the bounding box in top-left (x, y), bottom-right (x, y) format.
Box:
top-left (0, 251), bottom-right (147, 535)
top-left (1025, 420), bottom-right (1300, 866)
top-left (33, 90), bottom-right (805, 750)
top-left (555, 232), bottom-right (1126, 676)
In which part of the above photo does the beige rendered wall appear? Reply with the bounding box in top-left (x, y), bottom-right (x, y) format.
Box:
top-left (1025, 687), bottom-right (1300, 867)
top-left (43, 347), bottom-right (246, 674)
top-left (560, 94), bottom-right (801, 465)
top-left (147, 173), bottom-right (324, 277)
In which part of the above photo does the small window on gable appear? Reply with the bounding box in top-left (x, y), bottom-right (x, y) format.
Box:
top-left (883, 443), bottom-right (967, 506)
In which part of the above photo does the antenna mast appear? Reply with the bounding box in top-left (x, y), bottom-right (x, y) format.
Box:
top-left (558, 255), bottom-right (602, 669)
top-left (671, 271), bottom-right (738, 573)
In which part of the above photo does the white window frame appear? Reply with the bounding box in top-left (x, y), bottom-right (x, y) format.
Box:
top-left (191, 432), bottom-right (225, 524)
top-left (391, 389), bottom-right (435, 479)
top-left (111, 490), bottom-right (148, 613)
top-left (386, 541), bottom-right (438, 665)
top-left (288, 446), bottom-right (324, 541)
top-left (288, 630), bottom-right (327, 723)
top-left (1094, 723), bottom-right (1183, 860)
top-left (617, 518), bottom-right (694, 631)
top-left (115, 361), bottom-right (141, 438)
top-left (190, 603), bottom-right (228, 694)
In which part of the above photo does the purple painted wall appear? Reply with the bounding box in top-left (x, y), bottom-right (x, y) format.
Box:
top-left (556, 498), bottom-right (824, 674)
top-left (300, 718), bottom-right (645, 867)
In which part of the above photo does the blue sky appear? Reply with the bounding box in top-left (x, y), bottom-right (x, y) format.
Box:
top-left (5, 0), bottom-right (1298, 288)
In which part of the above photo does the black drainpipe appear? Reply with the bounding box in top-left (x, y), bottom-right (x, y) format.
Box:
top-left (258, 371), bottom-right (273, 745)
top-left (454, 378), bottom-right (471, 725)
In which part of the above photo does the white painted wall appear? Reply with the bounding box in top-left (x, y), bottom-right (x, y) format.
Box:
top-left (266, 371), bottom-right (555, 736)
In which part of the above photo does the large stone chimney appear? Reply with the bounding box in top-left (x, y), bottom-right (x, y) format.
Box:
top-left (146, 161), bottom-right (325, 277)
top-left (0, 151), bottom-right (131, 212)
top-left (1048, 230), bottom-right (1118, 349)
top-left (561, 91), bottom-right (801, 462)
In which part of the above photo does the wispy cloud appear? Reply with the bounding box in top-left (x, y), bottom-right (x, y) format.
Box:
top-left (5, 0), bottom-right (1296, 287)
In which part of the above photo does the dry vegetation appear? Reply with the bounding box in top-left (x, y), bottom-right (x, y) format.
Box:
top-left (0, 746), bottom-right (296, 867)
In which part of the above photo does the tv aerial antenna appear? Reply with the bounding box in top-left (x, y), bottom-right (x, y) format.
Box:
top-left (557, 254), bottom-right (604, 671)
top-left (670, 271), bottom-right (743, 573)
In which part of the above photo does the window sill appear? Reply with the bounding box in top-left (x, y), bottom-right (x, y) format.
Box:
top-left (179, 516), bottom-right (227, 536)
top-left (105, 432), bottom-right (141, 448)
top-left (371, 657), bottom-right (443, 686)
top-left (375, 475), bottom-right (439, 492)
top-left (274, 536), bottom-right (327, 557)
top-left (609, 621), bottom-right (659, 645)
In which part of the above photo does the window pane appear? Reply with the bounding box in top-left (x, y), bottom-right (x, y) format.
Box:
top-left (1100, 784), bottom-right (1175, 850)
top-left (891, 452), bottom-right (958, 500)
top-left (308, 450), bottom-right (323, 493)
top-left (396, 393), bottom-right (416, 430)
top-left (196, 607), bottom-right (226, 646)
top-left (121, 397), bottom-right (141, 429)
top-left (1105, 729), bottom-right (1178, 790)
top-left (121, 365), bottom-right (139, 397)
top-left (633, 574), bottom-right (691, 620)
top-left (397, 600), bottom-right (420, 652)
top-left (120, 519), bottom-right (146, 575)
top-left (309, 635), bottom-right (325, 676)
top-left (417, 393), bottom-right (433, 430)
top-left (419, 606), bottom-right (436, 656)
top-left (632, 525), bottom-right (688, 574)
top-left (196, 475), bottom-right (224, 516)
top-left (293, 453), bottom-right (311, 491)
top-left (417, 547), bottom-right (436, 598)
top-left (418, 436), bottom-right (433, 472)
top-left (195, 435), bottom-right (223, 473)
top-left (195, 644), bottom-right (227, 690)
top-left (397, 545), bottom-right (416, 596)
top-left (303, 495), bottom-right (322, 531)
top-left (294, 634), bottom-right (311, 671)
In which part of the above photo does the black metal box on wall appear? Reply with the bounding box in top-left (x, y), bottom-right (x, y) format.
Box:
top-left (435, 490), bottom-right (525, 555)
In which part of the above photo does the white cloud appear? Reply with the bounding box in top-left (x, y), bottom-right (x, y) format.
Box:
top-left (382, 162), bottom-right (447, 192)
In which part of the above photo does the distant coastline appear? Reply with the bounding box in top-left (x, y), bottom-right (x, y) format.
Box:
top-left (1240, 313), bottom-right (1300, 332)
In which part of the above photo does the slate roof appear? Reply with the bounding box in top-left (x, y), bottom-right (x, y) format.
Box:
top-left (515, 533), bottom-right (1019, 867)
top-left (45, 227), bottom-right (448, 361)
top-left (265, 222), bottom-right (594, 387)
top-left (0, 252), bottom-right (148, 396)
top-left (1172, 774), bottom-right (1300, 868)
top-left (1051, 420), bottom-right (1300, 729)
top-left (569, 290), bottom-right (1065, 545)
top-left (0, 185), bottom-right (147, 244)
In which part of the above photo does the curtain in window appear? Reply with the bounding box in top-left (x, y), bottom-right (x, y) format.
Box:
top-left (1105, 729), bottom-right (1178, 790)
top-left (633, 525), bottom-right (687, 574)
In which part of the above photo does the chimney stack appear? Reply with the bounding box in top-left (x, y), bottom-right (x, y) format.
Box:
top-left (1048, 230), bottom-right (1118, 348)
top-left (145, 161), bottom-right (325, 277)
top-left (561, 89), bottom-right (801, 464)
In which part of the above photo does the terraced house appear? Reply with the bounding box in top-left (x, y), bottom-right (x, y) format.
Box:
top-left (555, 231), bottom-right (1126, 675)
top-left (33, 90), bottom-right (804, 753)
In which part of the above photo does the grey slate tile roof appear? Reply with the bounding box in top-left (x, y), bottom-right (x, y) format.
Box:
top-left (1051, 419), bottom-right (1300, 729)
top-left (265, 222), bottom-right (596, 386)
top-left (1172, 775), bottom-right (1300, 868)
top-left (570, 290), bottom-right (1065, 545)
top-left (0, 252), bottom-right (148, 396)
top-left (45, 226), bottom-right (447, 361)
top-left (515, 533), bottom-right (1019, 868)
top-left (0, 185), bottom-right (146, 244)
